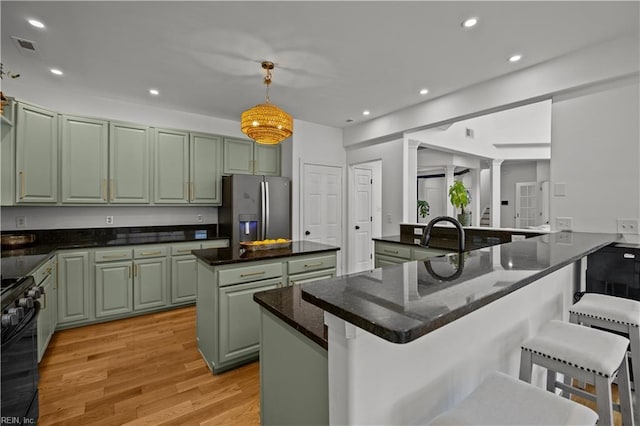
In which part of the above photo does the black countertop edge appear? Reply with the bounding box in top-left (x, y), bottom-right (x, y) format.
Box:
top-left (301, 233), bottom-right (617, 344)
top-left (1, 225), bottom-right (224, 258)
top-left (193, 241), bottom-right (340, 266)
top-left (253, 287), bottom-right (328, 350)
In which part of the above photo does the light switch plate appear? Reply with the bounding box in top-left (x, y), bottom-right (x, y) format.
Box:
top-left (617, 218), bottom-right (640, 234)
top-left (511, 234), bottom-right (526, 242)
top-left (556, 217), bottom-right (573, 231)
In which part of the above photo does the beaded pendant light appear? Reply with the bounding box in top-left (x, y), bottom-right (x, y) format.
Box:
top-left (241, 61), bottom-right (293, 145)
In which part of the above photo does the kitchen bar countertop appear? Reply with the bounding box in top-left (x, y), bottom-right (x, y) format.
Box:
top-left (192, 241), bottom-right (339, 266)
top-left (302, 232), bottom-right (618, 344)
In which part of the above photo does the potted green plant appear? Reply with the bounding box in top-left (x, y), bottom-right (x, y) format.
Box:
top-left (417, 200), bottom-right (430, 221)
top-left (448, 180), bottom-right (471, 226)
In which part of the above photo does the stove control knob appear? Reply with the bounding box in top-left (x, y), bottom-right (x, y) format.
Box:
top-left (1, 313), bottom-right (19, 327)
top-left (18, 297), bottom-right (34, 309)
top-left (27, 287), bottom-right (41, 299)
top-left (7, 307), bottom-right (24, 320)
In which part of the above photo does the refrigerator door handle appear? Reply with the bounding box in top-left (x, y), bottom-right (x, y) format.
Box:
top-left (260, 181), bottom-right (266, 240)
top-left (265, 181), bottom-right (270, 238)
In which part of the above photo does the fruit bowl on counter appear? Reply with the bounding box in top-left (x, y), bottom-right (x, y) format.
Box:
top-left (240, 238), bottom-right (291, 251)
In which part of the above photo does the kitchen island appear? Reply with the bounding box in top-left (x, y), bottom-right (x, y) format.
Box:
top-left (192, 241), bottom-right (338, 374)
top-left (255, 231), bottom-right (618, 425)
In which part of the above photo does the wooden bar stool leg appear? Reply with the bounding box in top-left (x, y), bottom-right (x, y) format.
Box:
top-left (520, 350), bottom-right (533, 382)
top-left (595, 374), bottom-right (614, 426)
top-left (618, 353), bottom-right (635, 426)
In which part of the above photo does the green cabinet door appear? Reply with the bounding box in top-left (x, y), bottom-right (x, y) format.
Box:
top-left (60, 115), bottom-right (109, 204)
top-left (15, 102), bottom-right (58, 203)
top-left (223, 138), bottom-right (254, 175)
top-left (218, 277), bottom-right (281, 363)
top-left (254, 143), bottom-right (281, 176)
top-left (57, 251), bottom-right (90, 324)
top-left (134, 257), bottom-right (168, 310)
top-left (109, 122), bottom-right (150, 203)
top-left (37, 271), bottom-right (54, 361)
top-left (95, 261), bottom-right (133, 318)
top-left (154, 128), bottom-right (189, 204)
top-left (190, 133), bottom-right (222, 204)
top-left (171, 255), bottom-right (197, 304)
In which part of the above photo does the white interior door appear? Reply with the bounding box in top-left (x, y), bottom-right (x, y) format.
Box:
top-left (352, 167), bottom-right (373, 273)
top-left (302, 164), bottom-right (343, 269)
top-left (515, 182), bottom-right (538, 228)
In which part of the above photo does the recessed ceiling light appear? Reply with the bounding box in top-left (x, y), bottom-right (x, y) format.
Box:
top-left (28, 19), bottom-right (45, 29)
top-left (149, 89), bottom-right (159, 96)
top-left (50, 68), bottom-right (63, 76)
top-left (362, 110), bottom-right (370, 116)
top-left (461, 17), bottom-right (478, 29)
top-left (419, 88), bottom-right (429, 95)
top-left (508, 54), bottom-right (523, 63)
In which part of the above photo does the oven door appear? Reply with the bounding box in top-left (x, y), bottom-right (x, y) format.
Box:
top-left (1, 302), bottom-right (40, 425)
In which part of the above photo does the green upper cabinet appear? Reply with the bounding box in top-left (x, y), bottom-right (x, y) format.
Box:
top-left (223, 137), bottom-right (281, 176)
top-left (15, 102), bottom-right (58, 203)
top-left (60, 115), bottom-right (109, 204)
top-left (153, 128), bottom-right (190, 204)
top-left (254, 143), bottom-right (281, 176)
top-left (190, 133), bottom-right (222, 205)
top-left (109, 122), bottom-right (151, 204)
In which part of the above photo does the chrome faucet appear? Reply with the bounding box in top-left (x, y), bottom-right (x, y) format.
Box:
top-left (420, 216), bottom-right (466, 252)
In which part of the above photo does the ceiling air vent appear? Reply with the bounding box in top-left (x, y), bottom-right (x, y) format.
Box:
top-left (12, 36), bottom-right (38, 52)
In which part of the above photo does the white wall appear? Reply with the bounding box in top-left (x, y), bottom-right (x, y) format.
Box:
top-left (500, 161), bottom-right (537, 228)
top-left (347, 139), bottom-right (403, 236)
top-left (550, 78), bottom-right (640, 236)
top-left (1, 206), bottom-right (217, 231)
top-left (480, 169), bottom-right (491, 217)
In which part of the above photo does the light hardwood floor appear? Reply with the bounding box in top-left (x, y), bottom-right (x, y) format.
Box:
top-left (38, 307), bottom-right (259, 425)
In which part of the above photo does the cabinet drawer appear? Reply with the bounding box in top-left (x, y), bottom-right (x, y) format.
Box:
top-left (171, 243), bottom-right (202, 256)
top-left (288, 268), bottom-right (336, 286)
top-left (218, 262), bottom-right (283, 287)
top-left (95, 248), bottom-right (132, 262)
top-left (134, 246), bottom-right (168, 259)
top-left (375, 242), bottom-right (411, 259)
top-left (288, 255), bottom-right (336, 275)
top-left (201, 239), bottom-right (229, 249)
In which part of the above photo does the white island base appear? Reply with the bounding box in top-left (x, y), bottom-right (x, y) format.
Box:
top-left (324, 262), bottom-right (581, 425)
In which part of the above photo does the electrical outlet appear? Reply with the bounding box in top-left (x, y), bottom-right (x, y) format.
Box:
top-left (556, 217), bottom-right (573, 231)
top-left (16, 216), bottom-right (26, 228)
top-left (413, 228), bottom-right (423, 235)
top-left (106, 216), bottom-right (114, 225)
top-left (196, 214), bottom-right (204, 223)
top-left (617, 218), bottom-right (640, 234)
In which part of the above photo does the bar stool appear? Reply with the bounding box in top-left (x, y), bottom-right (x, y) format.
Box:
top-left (520, 320), bottom-right (634, 426)
top-left (428, 371), bottom-right (598, 425)
top-left (569, 293), bottom-right (640, 390)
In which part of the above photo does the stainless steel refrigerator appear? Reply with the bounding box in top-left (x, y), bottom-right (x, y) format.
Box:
top-left (219, 174), bottom-right (291, 246)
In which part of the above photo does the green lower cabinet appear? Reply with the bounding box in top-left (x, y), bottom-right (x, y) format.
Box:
top-left (134, 257), bottom-right (168, 311)
top-left (218, 277), bottom-right (282, 364)
top-left (36, 264), bottom-right (56, 362)
top-left (374, 254), bottom-right (406, 268)
top-left (57, 251), bottom-right (90, 324)
top-left (95, 261), bottom-right (133, 318)
top-left (171, 255), bottom-right (197, 304)
top-left (374, 241), bottom-right (452, 267)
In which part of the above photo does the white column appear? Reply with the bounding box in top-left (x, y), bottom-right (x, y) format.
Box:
top-left (490, 159), bottom-right (503, 228)
top-left (403, 138), bottom-right (420, 223)
top-left (471, 168), bottom-right (481, 226)
top-left (445, 166), bottom-right (456, 217)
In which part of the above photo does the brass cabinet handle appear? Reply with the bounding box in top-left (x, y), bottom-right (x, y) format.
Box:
top-left (177, 249), bottom-right (193, 253)
top-left (134, 263), bottom-right (138, 277)
top-left (102, 254), bottom-right (127, 259)
top-left (19, 170), bottom-right (25, 199)
top-left (141, 251), bottom-right (162, 256)
top-left (110, 179), bottom-right (115, 201)
top-left (304, 262), bottom-right (324, 268)
top-left (384, 249), bottom-right (399, 254)
top-left (102, 179), bottom-right (107, 201)
top-left (240, 271), bottom-right (265, 278)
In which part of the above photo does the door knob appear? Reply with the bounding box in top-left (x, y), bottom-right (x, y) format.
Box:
top-left (305, 231), bottom-right (311, 235)
top-left (355, 226), bottom-right (360, 230)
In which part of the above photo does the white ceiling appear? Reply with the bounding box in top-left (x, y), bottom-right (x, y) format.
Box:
top-left (2, 1), bottom-right (638, 129)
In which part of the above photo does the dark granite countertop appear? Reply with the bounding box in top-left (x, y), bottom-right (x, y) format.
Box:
top-left (302, 232), bottom-right (618, 344)
top-left (253, 284), bottom-right (328, 349)
top-left (0, 225), bottom-right (225, 278)
top-left (192, 241), bottom-right (339, 266)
